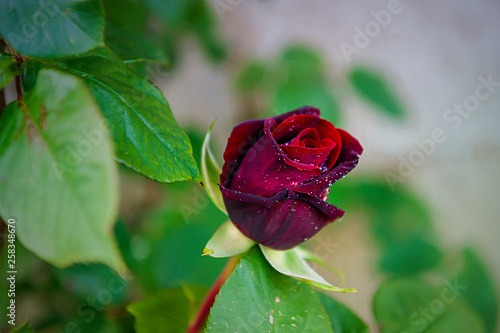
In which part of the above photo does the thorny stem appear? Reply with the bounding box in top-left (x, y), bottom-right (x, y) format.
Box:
top-left (186, 255), bottom-right (240, 333)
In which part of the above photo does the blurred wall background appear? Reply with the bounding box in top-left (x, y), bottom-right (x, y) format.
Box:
top-left (159, 0), bottom-right (500, 330)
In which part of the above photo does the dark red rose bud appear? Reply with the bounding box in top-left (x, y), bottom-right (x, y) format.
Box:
top-left (220, 106), bottom-right (363, 250)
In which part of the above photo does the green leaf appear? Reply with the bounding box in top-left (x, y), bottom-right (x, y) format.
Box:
top-left (373, 278), bottom-right (487, 333)
top-left (102, 0), bottom-right (149, 32)
top-left (203, 220), bottom-right (255, 258)
top-left (27, 47), bottom-right (200, 183)
top-left (0, 53), bottom-right (21, 89)
top-left (201, 121), bottom-right (226, 213)
top-left (55, 263), bottom-right (127, 303)
top-left (349, 66), bottom-right (406, 119)
top-left (128, 286), bottom-right (206, 333)
top-left (318, 293), bottom-right (369, 333)
top-left (294, 246), bottom-right (346, 285)
top-left (329, 178), bottom-right (442, 275)
top-left (281, 45), bottom-right (324, 79)
top-left (455, 248), bottom-right (498, 333)
top-left (145, 0), bottom-right (227, 62)
top-left (136, 196), bottom-right (228, 291)
top-left (0, 0), bottom-right (104, 58)
top-left (104, 22), bottom-right (169, 64)
top-left (207, 247), bottom-right (334, 332)
top-left (260, 245), bottom-right (357, 293)
top-left (272, 79), bottom-right (341, 125)
top-left (0, 69), bottom-right (124, 271)
top-left (235, 61), bottom-right (268, 93)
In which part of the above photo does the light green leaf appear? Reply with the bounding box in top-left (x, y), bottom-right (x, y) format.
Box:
top-left (349, 66), bottom-right (406, 119)
top-left (455, 248), bottom-right (498, 333)
top-left (0, 53), bottom-right (21, 89)
top-left (0, 0), bottom-right (104, 58)
top-left (128, 286), bottom-right (206, 333)
top-left (294, 246), bottom-right (346, 285)
top-left (271, 76), bottom-right (341, 125)
top-left (207, 247), bottom-right (334, 332)
top-left (318, 292), bottom-right (369, 333)
top-left (0, 69), bottom-right (124, 271)
top-left (260, 245), bottom-right (357, 294)
top-left (26, 47), bottom-right (200, 183)
top-left (203, 220), bottom-right (255, 258)
top-left (201, 121), bottom-right (226, 213)
top-left (235, 60), bottom-right (268, 93)
top-left (373, 278), bottom-right (487, 333)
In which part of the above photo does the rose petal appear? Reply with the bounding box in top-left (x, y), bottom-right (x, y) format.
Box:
top-left (271, 114), bottom-right (342, 171)
top-left (287, 128), bottom-right (321, 147)
top-left (229, 119), bottom-right (321, 197)
top-left (291, 129), bottom-right (363, 196)
top-left (221, 106), bottom-right (321, 187)
top-left (280, 145), bottom-right (332, 168)
top-left (221, 119), bottom-right (265, 186)
top-left (220, 187), bottom-right (344, 250)
top-left (271, 105), bottom-right (320, 124)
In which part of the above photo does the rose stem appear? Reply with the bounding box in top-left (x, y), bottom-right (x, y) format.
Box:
top-left (186, 255), bottom-right (239, 333)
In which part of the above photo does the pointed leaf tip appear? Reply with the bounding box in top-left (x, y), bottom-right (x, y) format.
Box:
top-left (202, 248), bottom-right (215, 256)
top-left (204, 220), bottom-right (255, 258)
top-left (260, 245), bottom-right (357, 293)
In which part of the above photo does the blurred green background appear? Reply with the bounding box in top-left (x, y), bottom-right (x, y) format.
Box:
top-left (1, 0), bottom-right (499, 332)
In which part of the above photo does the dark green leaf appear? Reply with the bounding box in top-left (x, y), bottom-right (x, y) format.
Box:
top-left (128, 286), bottom-right (206, 333)
top-left (373, 278), bottom-right (486, 333)
top-left (0, 69), bottom-right (124, 271)
top-left (27, 47), bottom-right (200, 183)
top-left (0, 53), bottom-right (21, 89)
top-left (349, 66), bottom-right (406, 119)
top-left (55, 264), bottom-right (127, 303)
top-left (318, 292), bottom-right (369, 333)
top-left (102, 0), bottom-right (149, 32)
top-left (207, 247), bottom-right (334, 332)
top-left (455, 248), bottom-right (498, 333)
top-left (0, 0), bottom-right (104, 58)
top-left (145, 0), bottom-right (226, 62)
top-left (104, 22), bottom-right (168, 64)
top-left (136, 194), bottom-right (228, 291)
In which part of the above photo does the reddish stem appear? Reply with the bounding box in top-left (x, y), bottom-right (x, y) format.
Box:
top-left (187, 256), bottom-right (239, 333)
